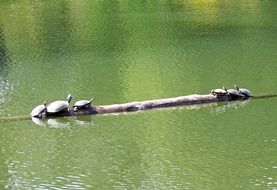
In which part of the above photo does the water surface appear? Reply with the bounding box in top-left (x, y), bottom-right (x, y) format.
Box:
top-left (0, 0), bottom-right (277, 189)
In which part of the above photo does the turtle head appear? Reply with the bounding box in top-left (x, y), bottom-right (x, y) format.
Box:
top-left (43, 100), bottom-right (47, 112)
top-left (90, 97), bottom-right (95, 103)
top-left (211, 89), bottom-right (215, 95)
top-left (66, 94), bottom-right (72, 103)
top-left (234, 84), bottom-right (239, 91)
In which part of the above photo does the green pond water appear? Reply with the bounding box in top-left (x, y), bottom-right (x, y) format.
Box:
top-left (0, 0), bottom-right (277, 189)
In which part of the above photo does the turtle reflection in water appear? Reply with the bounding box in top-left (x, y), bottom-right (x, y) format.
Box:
top-left (212, 99), bottom-right (251, 114)
top-left (31, 117), bottom-right (71, 128)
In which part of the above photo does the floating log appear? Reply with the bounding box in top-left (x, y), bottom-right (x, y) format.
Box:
top-left (1, 92), bottom-right (277, 123)
top-left (67, 93), bottom-right (277, 116)
top-left (52, 93), bottom-right (230, 118)
top-left (93, 94), bottom-right (228, 114)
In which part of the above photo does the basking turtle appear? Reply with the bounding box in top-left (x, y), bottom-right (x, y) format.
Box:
top-left (47, 94), bottom-right (72, 115)
top-left (211, 87), bottom-right (228, 96)
top-left (31, 101), bottom-right (47, 118)
top-left (224, 87), bottom-right (240, 99)
top-left (73, 97), bottom-right (95, 111)
top-left (235, 85), bottom-right (252, 97)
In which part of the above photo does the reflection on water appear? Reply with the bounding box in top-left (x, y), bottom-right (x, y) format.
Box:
top-left (0, 79), bottom-right (13, 116)
top-left (32, 115), bottom-right (93, 127)
top-left (0, 24), bottom-right (13, 116)
top-left (4, 133), bottom-right (90, 190)
top-left (211, 99), bottom-right (251, 114)
top-left (0, 26), bottom-right (9, 72)
top-left (6, 160), bottom-right (25, 190)
top-left (248, 164), bottom-right (277, 189)
top-left (31, 117), bottom-right (71, 128)
top-left (74, 115), bottom-right (93, 126)
top-left (5, 157), bottom-right (88, 189)
top-left (46, 118), bottom-right (71, 128)
top-left (31, 117), bottom-right (46, 127)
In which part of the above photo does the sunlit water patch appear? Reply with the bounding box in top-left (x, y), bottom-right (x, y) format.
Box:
top-left (0, 79), bottom-right (13, 115)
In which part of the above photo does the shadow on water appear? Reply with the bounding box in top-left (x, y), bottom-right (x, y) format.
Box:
top-left (210, 99), bottom-right (251, 114)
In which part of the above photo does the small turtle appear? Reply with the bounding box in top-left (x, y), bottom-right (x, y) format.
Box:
top-left (235, 85), bottom-right (252, 97)
top-left (47, 94), bottom-right (72, 115)
top-left (224, 87), bottom-right (240, 99)
top-left (211, 87), bottom-right (228, 96)
top-left (31, 101), bottom-right (47, 118)
top-left (73, 97), bottom-right (95, 111)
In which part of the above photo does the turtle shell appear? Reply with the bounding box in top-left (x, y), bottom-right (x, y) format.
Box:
top-left (239, 88), bottom-right (252, 97)
top-left (211, 89), bottom-right (227, 95)
top-left (235, 85), bottom-right (252, 97)
top-left (47, 101), bottom-right (69, 113)
top-left (74, 100), bottom-right (91, 107)
top-left (74, 98), bottom-right (94, 108)
top-left (31, 104), bottom-right (47, 118)
top-left (227, 89), bottom-right (240, 96)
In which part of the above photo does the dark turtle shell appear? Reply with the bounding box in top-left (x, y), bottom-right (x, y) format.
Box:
top-left (226, 89), bottom-right (240, 98)
top-left (235, 85), bottom-right (252, 97)
top-left (239, 88), bottom-right (252, 97)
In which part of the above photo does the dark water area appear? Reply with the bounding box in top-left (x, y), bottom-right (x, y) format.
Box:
top-left (0, 0), bottom-right (276, 189)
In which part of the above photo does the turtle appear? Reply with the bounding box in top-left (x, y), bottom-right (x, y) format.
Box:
top-left (224, 87), bottom-right (240, 99)
top-left (30, 101), bottom-right (47, 118)
top-left (235, 85), bottom-right (252, 97)
top-left (73, 97), bottom-right (95, 111)
top-left (211, 87), bottom-right (228, 96)
top-left (46, 94), bottom-right (72, 115)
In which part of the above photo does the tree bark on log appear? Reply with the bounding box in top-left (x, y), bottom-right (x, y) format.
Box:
top-left (94, 94), bottom-right (226, 114)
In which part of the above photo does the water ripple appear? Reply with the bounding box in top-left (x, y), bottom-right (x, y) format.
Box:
top-left (0, 79), bottom-right (13, 107)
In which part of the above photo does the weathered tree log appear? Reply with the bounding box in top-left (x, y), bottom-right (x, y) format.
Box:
top-left (45, 93), bottom-right (248, 117)
top-left (94, 94), bottom-right (228, 114)
top-left (1, 93), bottom-right (277, 122)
